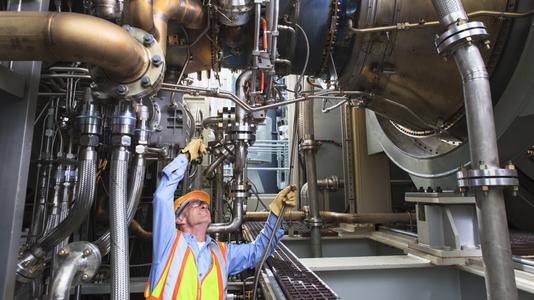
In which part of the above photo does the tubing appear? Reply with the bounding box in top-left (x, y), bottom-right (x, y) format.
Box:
top-left (431, 0), bottom-right (518, 299)
top-left (207, 71), bottom-right (252, 233)
top-left (95, 154), bottom-right (146, 255)
top-left (109, 148), bottom-right (130, 300)
top-left (252, 205), bottom-right (286, 300)
top-left (38, 148), bottom-right (97, 254)
top-left (244, 211), bottom-right (412, 223)
top-left (0, 12), bottom-right (148, 82)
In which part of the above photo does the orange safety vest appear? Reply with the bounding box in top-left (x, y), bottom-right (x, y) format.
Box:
top-left (144, 231), bottom-right (228, 300)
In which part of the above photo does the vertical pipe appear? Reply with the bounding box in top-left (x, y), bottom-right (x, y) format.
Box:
top-left (301, 100), bottom-right (322, 257)
top-left (109, 148), bottom-right (130, 300)
top-left (251, 3), bottom-right (261, 94)
top-left (454, 46), bottom-right (518, 300)
top-left (207, 71), bottom-right (251, 233)
top-left (430, 1), bottom-right (518, 299)
top-left (341, 104), bottom-right (356, 213)
top-left (109, 101), bottom-right (135, 300)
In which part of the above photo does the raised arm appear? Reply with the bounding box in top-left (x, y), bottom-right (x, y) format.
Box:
top-left (152, 154), bottom-right (189, 264)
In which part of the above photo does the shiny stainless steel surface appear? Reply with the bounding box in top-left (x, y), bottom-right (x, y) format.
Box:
top-left (341, 0), bottom-right (506, 134)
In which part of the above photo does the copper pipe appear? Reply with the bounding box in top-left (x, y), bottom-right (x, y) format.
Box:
top-left (0, 12), bottom-right (149, 83)
top-left (129, 0), bottom-right (155, 33)
top-left (130, 219), bottom-right (152, 240)
top-left (244, 211), bottom-right (413, 224)
top-left (153, 0), bottom-right (206, 53)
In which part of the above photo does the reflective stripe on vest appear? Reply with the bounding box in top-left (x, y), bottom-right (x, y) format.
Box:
top-left (145, 231), bottom-right (228, 300)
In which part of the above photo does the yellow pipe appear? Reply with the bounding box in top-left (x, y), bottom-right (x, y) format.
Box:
top-left (0, 12), bottom-right (149, 83)
top-left (129, 0), bottom-right (155, 33)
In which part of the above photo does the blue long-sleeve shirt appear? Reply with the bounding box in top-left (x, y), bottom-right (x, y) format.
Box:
top-left (149, 154), bottom-right (284, 288)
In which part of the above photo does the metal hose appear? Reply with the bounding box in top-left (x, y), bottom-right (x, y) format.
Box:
top-left (37, 148), bottom-right (97, 254)
top-left (95, 154), bottom-right (146, 255)
top-left (109, 148), bottom-right (130, 300)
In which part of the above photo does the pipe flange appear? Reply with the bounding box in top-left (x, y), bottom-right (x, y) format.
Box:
top-left (90, 26), bottom-right (165, 100)
top-left (457, 164), bottom-right (518, 191)
top-left (57, 241), bottom-right (102, 284)
top-left (227, 123), bottom-right (256, 134)
top-left (227, 132), bottom-right (256, 143)
top-left (232, 183), bottom-right (250, 198)
top-left (435, 21), bottom-right (489, 55)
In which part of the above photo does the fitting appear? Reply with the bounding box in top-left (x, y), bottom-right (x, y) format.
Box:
top-left (111, 102), bottom-right (136, 147)
top-left (91, 26), bottom-right (165, 100)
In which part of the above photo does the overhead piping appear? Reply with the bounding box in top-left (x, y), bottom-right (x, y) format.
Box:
top-left (0, 12), bottom-right (149, 82)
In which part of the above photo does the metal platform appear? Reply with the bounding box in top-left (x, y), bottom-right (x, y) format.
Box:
top-left (244, 222), bottom-right (339, 299)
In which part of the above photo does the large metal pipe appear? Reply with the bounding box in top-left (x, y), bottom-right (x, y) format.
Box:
top-left (301, 100), bottom-right (322, 257)
top-left (0, 12), bottom-right (149, 82)
top-left (244, 211), bottom-right (412, 223)
top-left (153, 0), bottom-right (206, 53)
top-left (128, 0), bottom-right (154, 33)
top-left (431, 0), bottom-right (518, 299)
top-left (49, 242), bottom-right (101, 300)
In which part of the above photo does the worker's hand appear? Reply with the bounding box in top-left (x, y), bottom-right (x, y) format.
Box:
top-left (181, 138), bottom-right (207, 161)
top-left (269, 185), bottom-right (297, 216)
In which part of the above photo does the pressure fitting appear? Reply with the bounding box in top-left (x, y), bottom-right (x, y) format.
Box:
top-left (76, 88), bottom-right (102, 147)
top-left (111, 101), bottom-right (136, 147)
top-left (91, 26), bottom-right (165, 101)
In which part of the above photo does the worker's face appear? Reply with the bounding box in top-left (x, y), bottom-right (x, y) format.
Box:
top-left (175, 200), bottom-right (211, 228)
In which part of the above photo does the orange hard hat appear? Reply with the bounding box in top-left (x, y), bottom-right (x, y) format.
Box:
top-left (174, 190), bottom-right (210, 216)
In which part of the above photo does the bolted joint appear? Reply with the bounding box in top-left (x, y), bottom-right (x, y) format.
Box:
top-left (82, 248), bottom-right (93, 258)
top-left (58, 248), bottom-right (68, 257)
top-left (141, 76), bottom-right (152, 87)
top-left (152, 55), bottom-right (163, 67)
top-left (143, 33), bottom-right (155, 46)
top-left (116, 84), bottom-right (129, 96)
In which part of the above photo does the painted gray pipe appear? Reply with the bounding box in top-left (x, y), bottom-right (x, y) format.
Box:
top-left (49, 241), bottom-right (101, 300)
top-left (430, 0), bottom-right (518, 299)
